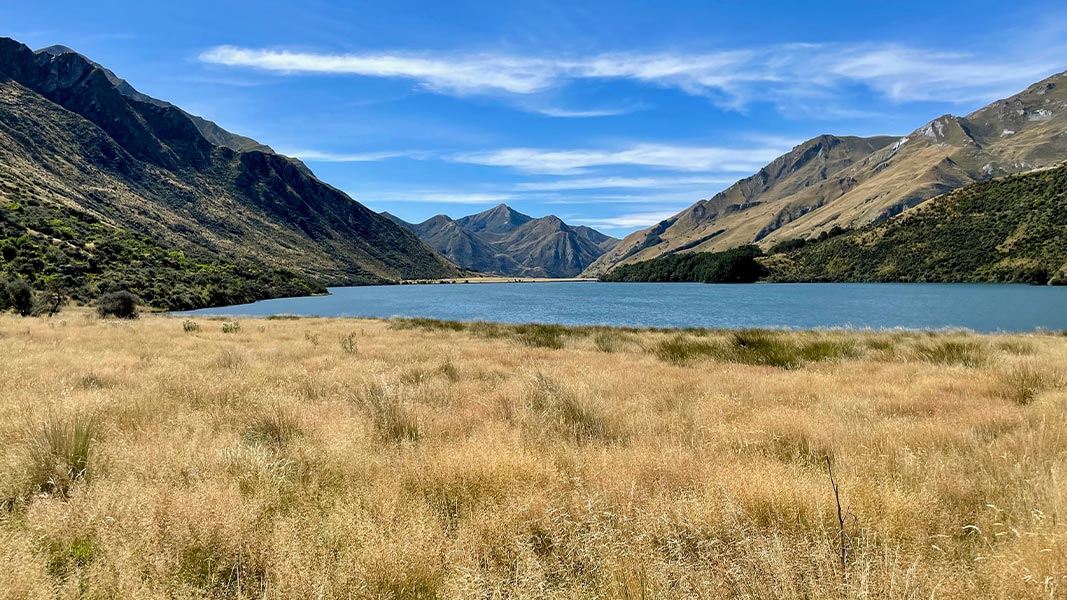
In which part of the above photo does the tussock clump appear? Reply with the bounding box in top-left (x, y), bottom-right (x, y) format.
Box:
top-left (221, 322), bottom-right (241, 334)
top-left (526, 373), bottom-right (613, 443)
top-left (340, 332), bottom-right (358, 354)
top-left (213, 348), bottom-right (245, 370)
top-left (593, 330), bottom-right (629, 353)
top-left (513, 324), bottom-right (567, 349)
top-left (356, 383), bottom-right (421, 444)
top-left (244, 406), bottom-right (302, 447)
top-left (654, 331), bottom-right (858, 368)
top-left (994, 363), bottom-right (1063, 405)
top-left (390, 317), bottom-right (467, 332)
top-left (915, 340), bottom-right (989, 367)
top-left (437, 359), bottom-right (460, 382)
top-left (182, 320), bottom-right (200, 333)
top-left (652, 335), bottom-right (720, 365)
top-left (26, 413), bottom-right (98, 498)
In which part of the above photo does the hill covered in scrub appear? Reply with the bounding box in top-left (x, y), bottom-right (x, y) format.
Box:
top-left (595, 165), bottom-right (1067, 285)
top-left (587, 69), bottom-right (1067, 276)
top-left (599, 245), bottom-right (766, 283)
top-left (769, 164), bottom-right (1067, 284)
top-left (0, 37), bottom-right (457, 309)
top-left (385, 204), bottom-right (618, 277)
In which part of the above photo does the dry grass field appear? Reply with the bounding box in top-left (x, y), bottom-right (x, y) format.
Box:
top-left (0, 313), bottom-right (1065, 599)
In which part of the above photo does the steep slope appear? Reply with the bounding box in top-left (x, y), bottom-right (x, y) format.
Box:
top-left (389, 205), bottom-right (618, 277)
top-left (586, 69), bottom-right (1067, 276)
top-left (0, 38), bottom-right (457, 308)
top-left (767, 164), bottom-right (1067, 284)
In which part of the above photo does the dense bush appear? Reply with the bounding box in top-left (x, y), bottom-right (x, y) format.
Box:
top-left (601, 245), bottom-right (767, 283)
top-left (97, 291), bottom-right (139, 319)
top-left (3, 279), bottom-right (34, 316)
top-left (0, 195), bottom-right (326, 310)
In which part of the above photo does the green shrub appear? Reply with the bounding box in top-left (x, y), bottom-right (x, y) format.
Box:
top-left (221, 322), bottom-right (241, 334)
top-left (96, 291), bottom-right (139, 319)
top-left (182, 320), bottom-right (201, 333)
top-left (5, 279), bottom-right (34, 316)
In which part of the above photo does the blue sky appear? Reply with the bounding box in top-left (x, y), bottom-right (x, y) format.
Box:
top-left (4, 1), bottom-right (1067, 236)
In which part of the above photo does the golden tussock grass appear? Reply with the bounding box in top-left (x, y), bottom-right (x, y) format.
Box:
top-left (0, 314), bottom-right (1065, 599)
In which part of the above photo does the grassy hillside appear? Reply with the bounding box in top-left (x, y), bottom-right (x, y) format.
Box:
top-left (771, 165), bottom-right (1067, 284)
top-left (1, 314), bottom-right (1064, 597)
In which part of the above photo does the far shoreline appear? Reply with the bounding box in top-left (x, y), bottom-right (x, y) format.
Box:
top-left (399, 277), bottom-right (598, 285)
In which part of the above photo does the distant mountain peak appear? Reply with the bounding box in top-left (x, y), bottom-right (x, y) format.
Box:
top-left (401, 205), bottom-right (617, 277)
top-left (35, 45), bottom-right (80, 57)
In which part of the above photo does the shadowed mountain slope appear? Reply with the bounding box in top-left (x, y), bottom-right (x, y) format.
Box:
top-left (0, 37), bottom-right (457, 308)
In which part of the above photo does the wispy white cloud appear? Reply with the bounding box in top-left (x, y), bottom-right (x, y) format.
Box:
top-left (199, 42), bottom-right (1066, 109)
top-left (513, 175), bottom-right (735, 191)
top-left (572, 210), bottom-right (680, 228)
top-left (526, 105), bottom-right (642, 118)
top-left (452, 142), bottom-right (789, 175)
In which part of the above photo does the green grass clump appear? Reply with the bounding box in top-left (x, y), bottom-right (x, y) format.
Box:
top-left (653, 331), bottom-right (859, 368)
top-left (182, 320), bottom-right (201, 333)
top-left (221, 322), bottom-right (241, 334)
top-left (915, 340), bottom-right (989, 367)
top-left (27, 413), bottom-right (98, 497)
top-left (513, 324), bottom-right (567, 349)
top-left (652, 335), bottom-right (721, 365)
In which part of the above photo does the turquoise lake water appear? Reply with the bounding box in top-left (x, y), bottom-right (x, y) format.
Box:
top-left (179, 282), bottom-right (1067, 332)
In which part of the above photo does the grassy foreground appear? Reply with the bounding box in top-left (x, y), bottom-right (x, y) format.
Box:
top-left (0, 315), bottom-right (1065, 599)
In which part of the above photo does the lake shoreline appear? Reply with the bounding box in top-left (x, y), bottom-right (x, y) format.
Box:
top-left (178, 281), bottom-right (1067, 332)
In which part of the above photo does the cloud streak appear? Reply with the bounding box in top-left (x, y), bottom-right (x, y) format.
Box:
top-left (199, 42), bottom-right (1065, 109)
top-left (452, 143), bottom-right (790, 175)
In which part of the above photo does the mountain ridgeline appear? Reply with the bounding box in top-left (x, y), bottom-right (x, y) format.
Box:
top-left (384, 205), bottom-right (618, 278)
top-left (599, 164), bottom-right (1067, 285)
top-left (0, 37), bottom-right (457, 309)
top-left (586, 70), bottom-right (1067, 277)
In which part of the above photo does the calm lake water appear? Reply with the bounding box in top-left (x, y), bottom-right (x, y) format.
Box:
top-left (179, 282), bottom-right (1067, 332)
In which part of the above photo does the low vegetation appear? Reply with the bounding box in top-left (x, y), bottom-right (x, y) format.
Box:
top-left (1, 314), bottom-right (1065, 598)
top-left (0, 192), bottom-right (325, 310)
top-left (600, 244), bottom-right (767, 283)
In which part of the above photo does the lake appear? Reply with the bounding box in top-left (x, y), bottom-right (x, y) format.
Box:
top-left (178, 282), bottom-right (1067, 332)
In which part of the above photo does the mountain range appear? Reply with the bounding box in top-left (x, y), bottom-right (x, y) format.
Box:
top-left (383, 205), bottom-right (618, 277)
top-left (585, 70), bottom-right (1067, 276)
top-left (0, 37), bottom-right (457, 309)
